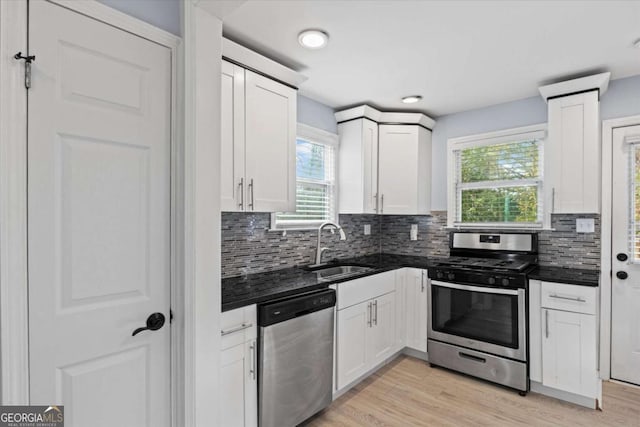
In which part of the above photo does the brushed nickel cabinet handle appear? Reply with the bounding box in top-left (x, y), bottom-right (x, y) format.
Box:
top-left (367, 302), bottom-right (372, 327)
top-left (549, 294), bottom-right (586, 303)
top-left (545, 310), bottom-right (549, 339)
top-left (250, 341), bottom-right (256, 380)
top-left (248, 178), bottom-right (254, 210)
top-left (373, 300), bottom-right (378, 326)
top-left (551, 188), bottom-right (555, 213)
top-left (381, 194), bottom-right (384, 214)
top-left (221, 322), bottom-right (252, 336)
top-left (238, 178), bottom-right (244, 209)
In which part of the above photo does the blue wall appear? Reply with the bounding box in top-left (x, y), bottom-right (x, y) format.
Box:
top-left (297, 95), bottom-right (337, 134)
top-left (96, 0), bottom-right (181, 36)
top-left (430, 74), bottom-right (640, 210)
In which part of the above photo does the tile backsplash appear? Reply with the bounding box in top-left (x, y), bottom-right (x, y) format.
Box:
top-left (221, 211), bottom-right (601, 278)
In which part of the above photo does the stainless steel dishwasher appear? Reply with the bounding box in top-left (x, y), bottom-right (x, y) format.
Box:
top-left (258, 288), bottom-right (336, 427)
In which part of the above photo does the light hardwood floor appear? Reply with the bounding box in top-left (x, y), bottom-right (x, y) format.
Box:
top-left (307, 356), bottom-right (640, 426)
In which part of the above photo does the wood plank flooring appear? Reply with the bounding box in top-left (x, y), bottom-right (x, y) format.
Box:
top-left (306, 356), bottom-right (640, 426)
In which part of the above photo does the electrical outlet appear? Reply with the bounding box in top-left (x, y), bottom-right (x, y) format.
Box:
top-left (410, 224), bottom-right (418, 241)
top-left (364, 224), bottom-right (371, 235)
top-left (576, 218), bottom-right (595, 233)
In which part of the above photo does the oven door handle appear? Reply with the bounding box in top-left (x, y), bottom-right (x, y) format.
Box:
top-left (430, 280), bottom-right (519, 296)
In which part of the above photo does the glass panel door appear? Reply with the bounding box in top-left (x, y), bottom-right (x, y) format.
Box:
top-left (431, 284), bottom-right (519, 348)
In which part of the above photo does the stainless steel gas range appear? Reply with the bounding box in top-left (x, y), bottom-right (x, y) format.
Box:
top-left (427, 232), bottom-right (538, 394)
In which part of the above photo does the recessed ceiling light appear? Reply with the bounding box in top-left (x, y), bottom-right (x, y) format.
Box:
top-left (402, 95), bottom-right (422, 104)
top-left (298, 30), bottom-right (329, 49)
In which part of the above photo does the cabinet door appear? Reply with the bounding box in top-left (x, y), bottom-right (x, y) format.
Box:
top-left (547, 91), bottom-right (599, 213)
top-left (394, 269), bottom-right (407, 351)
top-left (362, 119), bottom-right (379, 213)
top-left (336, 301), bottom-right (370, 390)
top-left (368, 292), bottom-right (396, 367)
top-left (406, 269), bottom-right (428, 352)
top-left (542, 309), bottom-right (598, 397)
top-left (378, 125), bottom-right (419, 214)
top-left (221, 60), bottom-right (246, 211)
top-left (221, 341), bottom-right (257, 427)
top-left (244, 70), bottom-right (296, 212)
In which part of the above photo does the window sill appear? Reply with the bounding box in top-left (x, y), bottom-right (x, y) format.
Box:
top-left (445, 225), bottom-right (556, 232)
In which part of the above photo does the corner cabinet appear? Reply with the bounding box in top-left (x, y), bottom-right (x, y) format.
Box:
top-left (221, 60), bottom-right (296, 213)
top-left (335, 105), bottom-right (434, 215)
top-left (529, 280), bottom-right (601, 408)
top-left (404, 268), bottom-right (428, 352)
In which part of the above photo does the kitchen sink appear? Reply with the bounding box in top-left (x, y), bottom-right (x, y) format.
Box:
top-left (310, 265), bottom-right (376, 281)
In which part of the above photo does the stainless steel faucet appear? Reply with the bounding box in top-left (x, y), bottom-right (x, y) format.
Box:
top-left (312, 221), bottom-right (346, 266)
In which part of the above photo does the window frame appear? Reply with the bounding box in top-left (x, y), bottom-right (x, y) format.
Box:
top-left (447, 124), bottom-right (548, 229)
top-left (271, 123), bottom-right (339, 230)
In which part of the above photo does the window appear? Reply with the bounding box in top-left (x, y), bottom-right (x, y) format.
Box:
top-left (273, 124), bottom-right (338, 229)
top-left (447, 125), bottom-right (546, 228)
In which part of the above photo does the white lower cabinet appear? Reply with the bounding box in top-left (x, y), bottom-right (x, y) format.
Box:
top-left (529, 279), bottom-right (600, 407)
top-left (405, 268), bottom-right (428, 352)
top-left (336, 291), bottom-right (396, 391)
top-left (220, 305), bottom-right (258, 427)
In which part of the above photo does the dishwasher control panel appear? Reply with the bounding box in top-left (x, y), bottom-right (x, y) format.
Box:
top-left (258, 289), bottom-right (336, 327)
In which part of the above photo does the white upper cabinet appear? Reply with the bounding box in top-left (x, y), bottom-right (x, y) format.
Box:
top-left (221, 61), bottom-right (246, 212)
top-left (378, 125), bottom-right (432, 215)
top-left (335, 105), bottom-right (435, 215)
top-left (244, 70), bottom-right (296, 212)
top-left (220, 57), bottom-right (297, 213)
top-left (337, 118), bottom-right (378, 214)
top-left (540, 72), bottom-right (610, 214)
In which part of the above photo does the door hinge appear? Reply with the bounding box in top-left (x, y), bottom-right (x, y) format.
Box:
top-left (14, 52), bottom-right (35, 89)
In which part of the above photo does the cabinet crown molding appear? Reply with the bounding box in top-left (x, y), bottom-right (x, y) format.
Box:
top-left (335, 104), bottom-right (436, 130)
top-left (538, 72), bottom-right (610, 103)
top-left (222, 38), bottom-right (307, 88)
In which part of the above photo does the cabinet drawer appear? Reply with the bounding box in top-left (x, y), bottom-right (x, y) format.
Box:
top-left (336, 270), bottom-right (396, 310)
top-left (541, 281), bottom-right (597, 315)
top-left (221, 304), bottom-right (257, 350)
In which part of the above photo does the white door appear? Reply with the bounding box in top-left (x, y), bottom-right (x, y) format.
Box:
top-left (378, 125), bottom-right (418, 214)
top-left (244, 70), bottom-right (296, 212)
top-left (336, 301), bottom-right (369, 390)
top-left (28, 2), bottom-right (171, 426)
top-left (611, 124), bottom-right (640, 385)
top-left (368, 292), bottom-right (396, 366)
top-left (221, 60), bottom-right (246, 212)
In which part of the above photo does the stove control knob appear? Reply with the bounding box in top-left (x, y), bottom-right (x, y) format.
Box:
top-left (487, 277), bottom-right (496, 285)
top-left (447, 273), bottom-right (455, 281)
top-left (501, 278), bottom-right (510, 287)
top-left (436, 271), bottom-right (444, 279)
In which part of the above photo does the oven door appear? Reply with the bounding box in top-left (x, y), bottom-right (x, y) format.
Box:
top-left (428, 280), bottom-right (526, 361)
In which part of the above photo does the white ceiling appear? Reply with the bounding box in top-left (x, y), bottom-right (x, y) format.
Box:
top-left (222, 0), bottom-right (640, 117)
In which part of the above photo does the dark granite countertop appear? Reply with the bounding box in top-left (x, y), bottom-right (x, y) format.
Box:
top-left (222, 254), bottom-right (600, 311)
top-left (527, 266), bottom-right (599, 287)
top-left (221, 253), bottom-right (439, 312)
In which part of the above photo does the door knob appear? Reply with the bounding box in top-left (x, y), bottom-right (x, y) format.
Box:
top-left (616, 271), bottom-right (628, 280)
top-left (132, 312), bottom-right (166, 336)
top-left (617, 253), bottom-right (629, 262)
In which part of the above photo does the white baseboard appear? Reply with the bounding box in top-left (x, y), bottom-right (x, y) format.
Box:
top-left (530, 381), bottom-right (599, 409)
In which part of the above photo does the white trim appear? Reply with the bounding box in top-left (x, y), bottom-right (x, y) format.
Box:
top-left (600, 114), bottom-right (640, 381)
top-left (334, 104), bottom-right (436, 130)
top-left (0, 0), bottom-right (29, 405)
top-left (538, 72), bottom-right (611, 102)
top-left (182, 2), bottom-right (222, 427)
top-left (48, 0), bottom-right (179, 48)
top-left (0, 0), bottom-right (185, 419)
top-left (446, 123), bottom-right (548, 229)
top-left (297, 123), bottom-right (339, 146)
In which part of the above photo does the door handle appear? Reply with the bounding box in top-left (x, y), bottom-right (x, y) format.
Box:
top-left (248, 178), bottom-right (254, 210)
top-left (545, 309), bottom-right (549, 339)
top-left (617, 271), bottom-right (628, 280)
top-left (249, 341), bottom-right (256, 380)
top-left (132, 312), bottom-right (166, 336)
top-left (238, 178), bottom-right (244, 209)
top-left (373, 300), bottom-right (378, 326)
